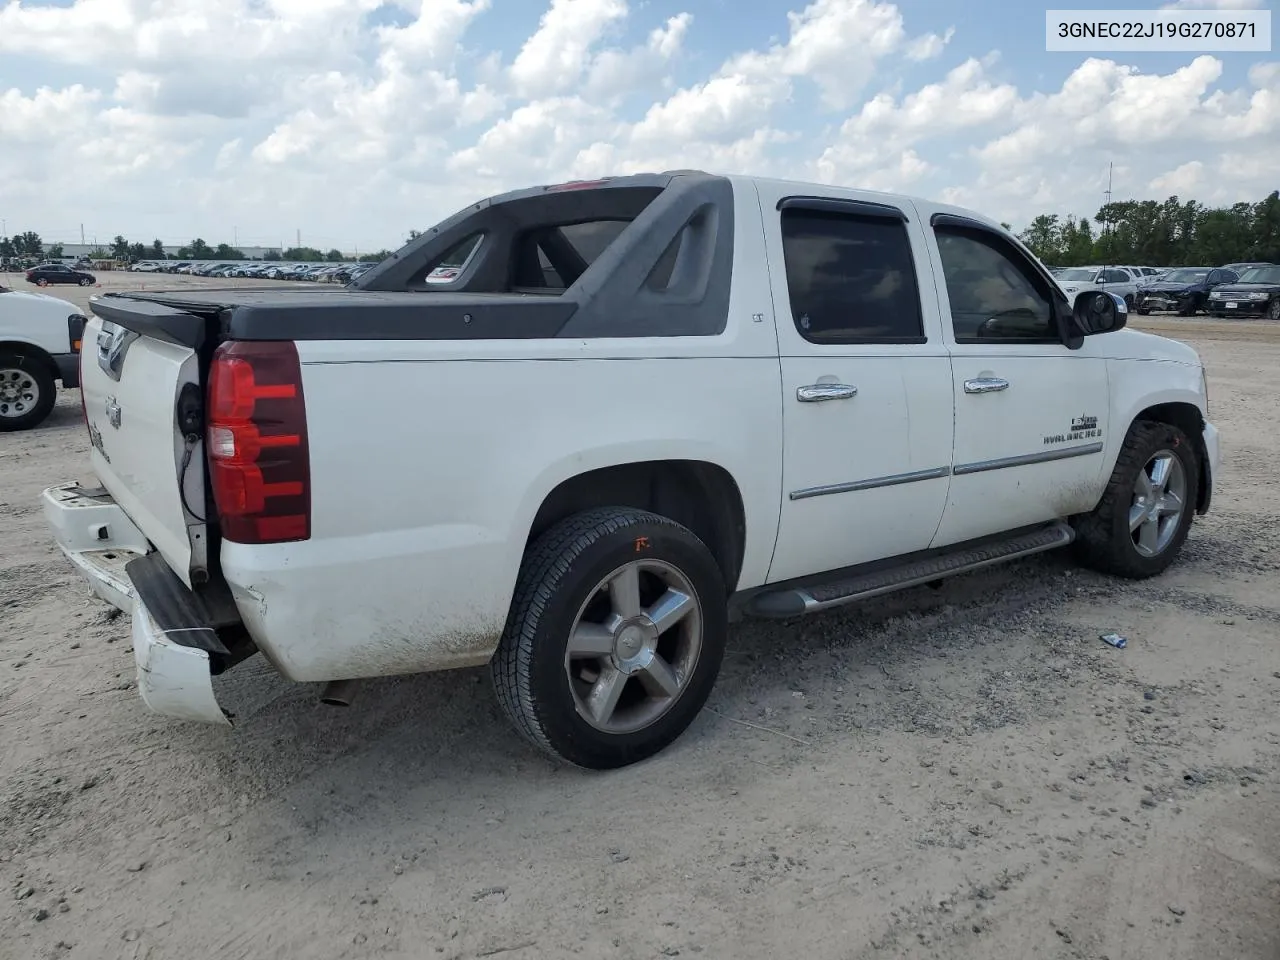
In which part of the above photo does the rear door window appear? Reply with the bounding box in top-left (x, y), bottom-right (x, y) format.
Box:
top-left (779, 208), bottom-right (925, 344)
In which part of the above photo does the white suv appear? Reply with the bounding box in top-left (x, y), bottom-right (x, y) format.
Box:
top-left (1054, 265), bottom-right (1140, 307)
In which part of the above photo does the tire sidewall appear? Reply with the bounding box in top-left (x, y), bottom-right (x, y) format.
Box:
top-left (0, 356), bottom-right (56, 431)
top-left (523, 516), bottom-right (727, 768)
top-left (1106, 424), bottom-right (1199, 574)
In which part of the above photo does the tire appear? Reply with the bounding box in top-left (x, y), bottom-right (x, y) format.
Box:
top-left (1123, 294), bottom-right (1134, 310)
top-left (36, 278), bottom-right (48, 287)
top-left (1136, 307), bottom-right (1150, 316)
top-left (1073, 419), bottom-right (1199, 579)
top-left (0, 354), bottom-right (57, 431)
top-left (1268, 298), bottom-right (1280, 321)
top-left (79, 277), bottom-right (92, 286)
top-left (492, 507), bottom-right (728, 769)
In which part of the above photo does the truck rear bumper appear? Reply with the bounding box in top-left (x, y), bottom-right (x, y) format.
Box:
top-left (42, 481), bottom-right (231, 726)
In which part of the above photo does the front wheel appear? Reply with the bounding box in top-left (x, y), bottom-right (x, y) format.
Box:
top-left (492, 507), bottom-right (728, 769)
top-left (0, 355), bottom-right (57, 431)
top-left (1268, 298), bottom-right (1280, 321)
top-left (1073, 420), bottom-right (1199, 579)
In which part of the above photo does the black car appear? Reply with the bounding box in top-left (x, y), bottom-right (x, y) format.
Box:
top-left (1134, 266), bottom-right (1237, 316)
top-left (25, 263), bottom-right (96, 287)
top-left (1206, 264), bottom-right (1280, 320)
top-left (1221, 261), bottom-right (1273, 275)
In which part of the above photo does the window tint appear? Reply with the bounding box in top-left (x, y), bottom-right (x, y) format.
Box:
top-left (422, 234), bottom-right (481, 285)
top-left (1100, 269), bottom-right (1129, 284)
top-left (535, 244), bottom-right (568, 289)
top-left (780, 209), bottom-right (924, 344)
top-left (438, 234), bottom-right (480, 269)
top-left (559, 220), bottom-right (628, 265)
top-left (934, 227), bottom-right (1056, 342)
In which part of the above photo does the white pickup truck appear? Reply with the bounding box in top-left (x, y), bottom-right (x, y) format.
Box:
top-left (42, 172), bottom-right (1220, 769)
top-left (0, 283), bottom-right (87, 430)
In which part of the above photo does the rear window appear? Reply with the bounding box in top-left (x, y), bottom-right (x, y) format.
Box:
top-left (401, 184), bottom-right (665, 294)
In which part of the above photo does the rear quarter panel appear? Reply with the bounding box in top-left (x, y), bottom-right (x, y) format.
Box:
top-left (221, 183), bottom-right (786, 682)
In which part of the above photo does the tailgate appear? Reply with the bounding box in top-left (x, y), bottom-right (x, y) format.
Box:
top-left (81, 297), bottom-right (212, 587)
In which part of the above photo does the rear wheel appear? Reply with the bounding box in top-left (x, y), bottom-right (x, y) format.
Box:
top-left (78, 277), bottom-right (92, 287)
top-left (492, 507), bottom-right (727, 769)
top-left (1269, 298), bottom-right (1280, 321)
top-left (1073, 420), bottom-right (1199, 579)
top-left (35, 278), bottom-right (48, 287)
top-left (0, 355), bottom-right (56, 431)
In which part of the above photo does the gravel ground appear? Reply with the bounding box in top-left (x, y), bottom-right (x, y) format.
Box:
top-left (2, 274), bottom-right (1279, 960)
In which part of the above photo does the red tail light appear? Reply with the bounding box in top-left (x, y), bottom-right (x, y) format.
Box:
top-left (206, 341), bottom-right (310, 544)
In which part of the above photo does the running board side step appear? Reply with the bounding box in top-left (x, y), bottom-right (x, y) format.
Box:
top-left (745, 522), bottom-right (1075, 619)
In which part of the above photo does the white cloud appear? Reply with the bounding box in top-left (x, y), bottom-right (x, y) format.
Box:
top-left (1149, 160), bottom-right (1205, 195)
top-left (508, 0), bottom-right (628, 99)
top-left (1, 0), bottom-right (1278, 251)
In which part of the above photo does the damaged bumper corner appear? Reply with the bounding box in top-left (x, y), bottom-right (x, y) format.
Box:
top-left (132, 601), bottom-right (232, 726)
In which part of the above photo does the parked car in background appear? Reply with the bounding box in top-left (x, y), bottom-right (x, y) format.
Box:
top-left (1206, 264), bottom-right (1280, 320)
top-left (1135, 267), bottom-right (1238, 316)
top-left (1222, 262), bottom-right (1273, 275)
top-left (0, 284), bottom-right (86, 430)
top-left (25, 263), bottom-right (96, 287)
top-left (1054, 265), bottom-right (1140, 307)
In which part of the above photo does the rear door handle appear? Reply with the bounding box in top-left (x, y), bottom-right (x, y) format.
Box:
top-left (797, 383), bottom-right (858, 402)
top-left (963, 377), bottom-right (1009, 395)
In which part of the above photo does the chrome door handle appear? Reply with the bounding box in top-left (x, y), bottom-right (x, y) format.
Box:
top-left (797, 384), bottom-right (858, 403)
top-left (964, 377), bottom-right (1009, 394)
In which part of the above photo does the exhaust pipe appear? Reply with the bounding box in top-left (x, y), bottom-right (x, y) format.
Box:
top-left (320, 678), bottom-right (359, 707)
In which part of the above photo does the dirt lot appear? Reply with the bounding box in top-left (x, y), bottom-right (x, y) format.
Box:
top-left (2, 274), bottom-right (1279, 960)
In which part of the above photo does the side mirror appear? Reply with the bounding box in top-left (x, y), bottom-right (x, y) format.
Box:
top-left (1073, 290), bottom-right (1127, 336)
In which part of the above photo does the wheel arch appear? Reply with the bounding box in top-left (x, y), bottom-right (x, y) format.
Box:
top-left (0, 340), bottom-right (59, 384)
top-left (526, 459), bottom-right (747, 593)
top-left (1132, 401), bottom-right (1210, 514)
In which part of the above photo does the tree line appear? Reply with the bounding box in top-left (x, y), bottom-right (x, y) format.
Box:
top-left (1017, 190), bottom-right (1280, 267)
top-left (0, 232), bottom-right (397, 264)
top-left (11, 192), bottom-right (1275, 270)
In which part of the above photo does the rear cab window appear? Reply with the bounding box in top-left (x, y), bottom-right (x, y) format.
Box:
top-left (395, 184), bottom-right (673, 296)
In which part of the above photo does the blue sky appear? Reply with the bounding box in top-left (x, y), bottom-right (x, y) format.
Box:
top-left (0, 0), bottom-right (1275, 252)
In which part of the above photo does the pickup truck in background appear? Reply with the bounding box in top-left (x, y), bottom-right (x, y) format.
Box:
top-left (42, 171), bottom-right (1220, 769)
top-left (0, 284), bottom-right (87, 430)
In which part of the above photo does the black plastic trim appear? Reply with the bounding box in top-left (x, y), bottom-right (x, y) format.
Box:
top-left (108, 174), bottom-right (734, 341)
top-left (124, 552), bottom-right (231, 657)
top-left (778, 196), bottom-right (908, 221)
top-left (52, 352), bottom-right (79, 387)
top-left (91, 295), bottom-right (207, 349)
top-left (224, 294), bottom-right (578, 341)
